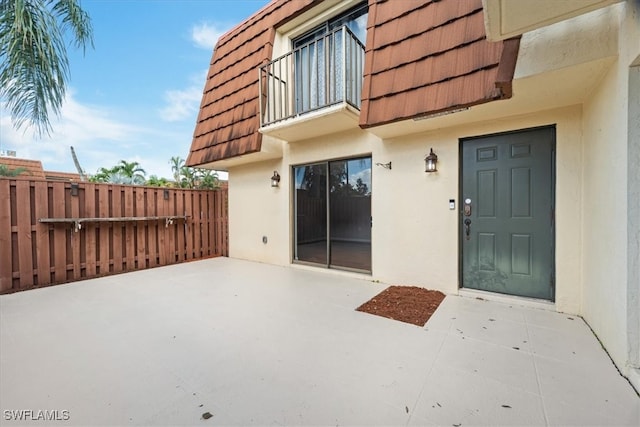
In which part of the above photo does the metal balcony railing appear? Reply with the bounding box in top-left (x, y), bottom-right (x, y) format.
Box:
top-left (259, 26), bottom-right (365, 127)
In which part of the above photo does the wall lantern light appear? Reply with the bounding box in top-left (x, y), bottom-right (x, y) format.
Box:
top-left (424, 148), bottom-right (438, 173)
top-left (70, 182), bottom-right (79, 196)
top-left (270, 171), bottom-right (281, 187)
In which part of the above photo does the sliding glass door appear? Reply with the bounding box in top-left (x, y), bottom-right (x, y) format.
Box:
top-left (294, 163), bottom-right (328, 265)
top-left (294, 157), bottom-right (371, 272)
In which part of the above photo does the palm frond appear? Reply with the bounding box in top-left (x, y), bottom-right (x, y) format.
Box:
top-left (0, 0), bottom-right (93, 136)
top-left (49, 0), bottom-right (93, 51)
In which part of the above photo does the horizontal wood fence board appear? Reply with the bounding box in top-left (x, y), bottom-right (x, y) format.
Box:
top-left (0, 178), bottom-right (228, 293)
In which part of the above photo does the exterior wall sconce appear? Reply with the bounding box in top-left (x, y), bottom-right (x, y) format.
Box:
top-left (425, 148), bottom-right (438, 173)
top-left (271, 171), bottom-right (281, 187)
top-left (375, 161), bottom-right (392, 170)
top-left (70, 182), bottom-right (79, 196)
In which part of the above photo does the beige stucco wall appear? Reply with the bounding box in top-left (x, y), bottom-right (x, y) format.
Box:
top-left (372, 108), bottom-right (583, 315)
top-left (229, 106), bottom-right (584, 314)
top-left (628, 59), bottom-right (640, 390)
top-left (228, 158), bottom-right (290, 266)
top-left (581, 0), bottom-right (640, 377)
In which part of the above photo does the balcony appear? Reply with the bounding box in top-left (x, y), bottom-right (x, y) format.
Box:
top-left (259, 25), bottom-right (365, 141)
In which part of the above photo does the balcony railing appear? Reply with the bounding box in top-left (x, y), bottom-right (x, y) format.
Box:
top-left (259, 26), bottom-right (365, 127)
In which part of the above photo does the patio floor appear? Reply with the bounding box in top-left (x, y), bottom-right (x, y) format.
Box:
top-left (1, 257), bottom-right (638, 426)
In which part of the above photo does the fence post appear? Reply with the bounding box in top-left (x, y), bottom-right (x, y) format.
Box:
top-left (0, 180), bottom-right (12, 292)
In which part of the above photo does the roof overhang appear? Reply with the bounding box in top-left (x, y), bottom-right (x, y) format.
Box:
top-left (365, 55), bottom-right (616, 140)
top-left (482, 0), bottom-right (624, 41)
top-left (192, 136), bottom-right (284, 171)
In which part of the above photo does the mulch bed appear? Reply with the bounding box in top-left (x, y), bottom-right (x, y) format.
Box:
top-left (356, 286), bottom-right (446, 326)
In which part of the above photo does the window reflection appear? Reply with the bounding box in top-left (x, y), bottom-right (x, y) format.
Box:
top-left (294, 157), bottom-right (371, 272)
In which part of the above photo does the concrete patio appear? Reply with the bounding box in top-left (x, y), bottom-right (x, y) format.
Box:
top-left (1, 257), bottom-right (638, 426)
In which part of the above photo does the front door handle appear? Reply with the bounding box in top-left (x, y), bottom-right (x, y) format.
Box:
top-left (464, 219), bottom-right (471, 240)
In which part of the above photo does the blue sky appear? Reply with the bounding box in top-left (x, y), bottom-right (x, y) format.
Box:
top-left (0, 0), bottom-right (270, 180)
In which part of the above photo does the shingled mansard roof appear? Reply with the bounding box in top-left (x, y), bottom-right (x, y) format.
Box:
top-left (186, 0), bottom-right (316, 167)
top-left (360, 0), bottom-right (519, 127)
top-left (187, 0), bottom-right (519, 167)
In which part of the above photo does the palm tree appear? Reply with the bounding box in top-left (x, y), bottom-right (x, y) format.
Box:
top-left (169, 156), bottom-right (184, 184)
top-left (115, 160), bottom-right (146, 185)
top-left (146, 175), bottom-right (169, 187)
top-left (179, 165), bottom-right (197, 188)
top-left (195, 169), bottom-right (219, 189)
top-left (0, 0), bottom-right (94, 136)
top-left (166, 156), bottom-right (218, 189)
top-left (88, 167), bottom-right (113, 183)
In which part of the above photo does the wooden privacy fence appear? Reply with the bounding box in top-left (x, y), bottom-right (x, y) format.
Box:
top-left (0, 178), bottom-right (228, 293)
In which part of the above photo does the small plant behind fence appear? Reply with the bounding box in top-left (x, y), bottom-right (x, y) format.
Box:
top-left (0, 178), bottom-right (228, 293)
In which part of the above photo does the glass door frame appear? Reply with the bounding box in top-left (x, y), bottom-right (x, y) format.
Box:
top-left (292, 155), bottom-right (372, 274)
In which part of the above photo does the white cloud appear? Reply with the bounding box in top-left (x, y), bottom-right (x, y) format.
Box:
top-left (2, 93), bottom-right (138, 171)
top-left (158, 70), bottom-right (208, 123)
top-left (158, 85), bottom-right (202, 122)
top-left (0, 92), bottom-right (193, 179)
top-left (191, 22), bottom-right (229, 50)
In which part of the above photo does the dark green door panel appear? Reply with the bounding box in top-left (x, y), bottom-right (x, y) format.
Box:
top-left (461, 127), bottom-right (555, 300)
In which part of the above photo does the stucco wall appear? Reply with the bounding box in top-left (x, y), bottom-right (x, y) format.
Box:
top-left (514, 4), bottom-right (619, 80)
top-left (228, 159), bottom-right (290, 266)
top-left (581, 0), bottom-right (640, 376)
top-left (628, 58), bottom-right (640, 386)
top-left (372, 108), bottom-right (583, 314)
top-left (228, 106), bottom-right (584, 314)
top-left (582, 60), bottom-right (628, 368)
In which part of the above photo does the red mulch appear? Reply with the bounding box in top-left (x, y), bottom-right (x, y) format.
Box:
top-left (356, 286), bottom-right (446, 326)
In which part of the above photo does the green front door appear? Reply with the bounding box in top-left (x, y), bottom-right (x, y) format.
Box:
top-left (460, 126), bottom-right (555, 300)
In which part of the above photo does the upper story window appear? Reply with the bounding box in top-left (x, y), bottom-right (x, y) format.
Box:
top-left (293, 3), bottom-right (368, 49)
top-left (259, 2), bottom-right (368, 126)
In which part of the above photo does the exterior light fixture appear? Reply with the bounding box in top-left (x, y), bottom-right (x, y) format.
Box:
top-left (425, 148), bottom-right (438, 173)
top-left (270, 171), bottom-right (281, 187)
top-left (70, 182), bottom-right (79, 196)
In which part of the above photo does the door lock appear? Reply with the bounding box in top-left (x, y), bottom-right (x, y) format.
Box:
top-left (463, 198), bottom-right (472, 216)
top-left (464, 219), bottom-right (472, 240)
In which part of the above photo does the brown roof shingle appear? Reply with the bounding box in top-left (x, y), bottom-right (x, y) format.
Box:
top-left (359, 0), bottom-right (519, 128)
top-left (186, 0), bottom-right (317, 167)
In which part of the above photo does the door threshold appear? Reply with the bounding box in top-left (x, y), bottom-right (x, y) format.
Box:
top-left (290, 262), bottom-right (373, 281)
top-left (458, 288), bottom-right (556, 311)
